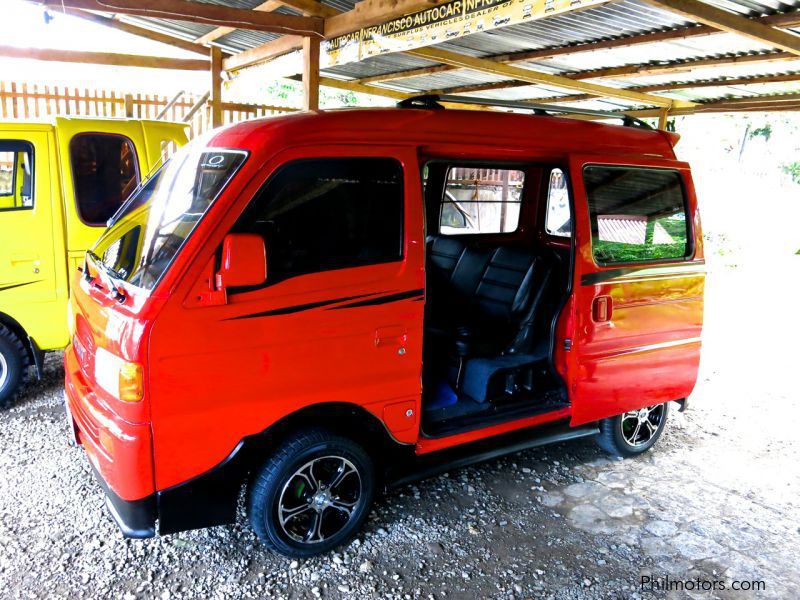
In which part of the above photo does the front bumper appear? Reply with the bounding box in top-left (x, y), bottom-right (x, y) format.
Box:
top-left (88, 461), bottom-right (156, 539)
top-left (64, 345), bottom-right (157, 538)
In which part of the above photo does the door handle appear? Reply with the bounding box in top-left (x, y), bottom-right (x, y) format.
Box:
top-left (592, 295), bottom-right (613, 322)
top-left (11, 253), bottom-right (39, 264)
top-left (375, 326), bottom-right (408, 349)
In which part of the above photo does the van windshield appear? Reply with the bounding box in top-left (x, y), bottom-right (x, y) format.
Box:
top-left (91, 141), bottom-right (247, 291)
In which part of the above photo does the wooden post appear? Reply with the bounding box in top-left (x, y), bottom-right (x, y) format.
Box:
top-left (210, 47), bottom-right (223, 128)
top-left (124, 93), bottom-right (134, 117)
top-left (657, 108), bottom-right (669, 130)
top-left (302, 36), bottom-right (320, 112)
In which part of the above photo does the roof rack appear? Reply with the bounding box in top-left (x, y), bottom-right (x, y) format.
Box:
top-left (396, 94), bottom-right (652, 130)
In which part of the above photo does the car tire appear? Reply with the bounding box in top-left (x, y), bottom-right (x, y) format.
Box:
top-left (595, 402), bottom-right (669, 457)
top-left (248, 429), bottom-right (375, 558)
top-left (0, 324), bottom-right (27, 410)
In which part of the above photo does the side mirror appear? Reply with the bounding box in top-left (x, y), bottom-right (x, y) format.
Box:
top-left (216, 233), bottom-right (267, 289)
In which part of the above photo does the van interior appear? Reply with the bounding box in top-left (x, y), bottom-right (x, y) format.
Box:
top-left (421, 161), bottom-right (573, 437)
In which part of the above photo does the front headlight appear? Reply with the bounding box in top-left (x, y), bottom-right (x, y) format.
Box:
top-left (95, 348), bottom-right (143, 402)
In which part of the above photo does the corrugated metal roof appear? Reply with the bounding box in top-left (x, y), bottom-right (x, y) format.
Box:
top-left (110, 0), bottom-right (800, 110)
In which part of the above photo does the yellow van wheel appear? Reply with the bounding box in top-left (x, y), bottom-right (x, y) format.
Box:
top-left (0, 324), bottom-right (27, 410)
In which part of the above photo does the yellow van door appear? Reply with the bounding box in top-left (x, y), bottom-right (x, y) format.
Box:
top-left (140, 120), bottom-right (189, 174)
top-left (0, 132), bottom-right (65, 350)
top-left (54, 118), bottom-right (148, 271)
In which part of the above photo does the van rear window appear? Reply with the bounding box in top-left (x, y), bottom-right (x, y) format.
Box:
top-left (70, 133), bottom-right (140, 226)
top-left (584, 166), bottom-right (690, 265)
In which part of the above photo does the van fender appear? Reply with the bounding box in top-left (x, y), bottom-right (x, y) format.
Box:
top-left (156, 402), bottom-right (413, 536)
top-left (0, 312), bottom-right (41, 379)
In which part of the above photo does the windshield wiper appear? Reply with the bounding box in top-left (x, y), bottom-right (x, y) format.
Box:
top-left (85, 250), bottom-right (127, 303)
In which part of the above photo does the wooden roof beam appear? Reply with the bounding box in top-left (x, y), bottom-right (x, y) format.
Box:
top-left (626, 92), bottom-right (800, 116)
top-left (319, 77), bottom-right (412, 99)
top-left (532, 72), bottom-right (800, 104)
top-left (223, 0), bottom-right (453, 71)
top-left (353, 11), bottom-right (800, 86)
top-left (428, 50), bottom-right (798, 95)
top-left (638, 0), bottom-right (800, 56)
top-left (324, 0), bottom-right (453, 38)
top-left (59, 8), bottom-right (214, 56)
top-left (406, 47), bottom-right (689, 108)
top-left (195, 0), bottom-right (336, 45)
top-left (0, 44), bottom-right (209, 70)
top-left (42, 0), bottom-right (323, 36)
top-left (194, 0), bottom-right (284, 45)
top-left (224, 35), bottom-right (305, 71)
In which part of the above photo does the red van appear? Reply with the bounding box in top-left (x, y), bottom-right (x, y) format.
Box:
top-left (64, 97), bottom-right (704, 557)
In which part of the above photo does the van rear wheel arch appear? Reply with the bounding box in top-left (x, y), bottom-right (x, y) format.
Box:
top-left (244, 402), bottom-right (414, 485)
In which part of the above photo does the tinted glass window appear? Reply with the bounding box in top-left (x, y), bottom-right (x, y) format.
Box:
top-left (440, 167), bottom-right (523, 235)
top-left (71, 134), bottom-right (140, 225)
top-left (584, 166), bottom-right (689, 264)
top-left (545, 168), bottom-right (570, 237)
top-left (92, 146), bottom-right (247, 290)
top-left (235, 158), bottom-right (404, 284)
top-left (0, 141), bottom-right (33, 211)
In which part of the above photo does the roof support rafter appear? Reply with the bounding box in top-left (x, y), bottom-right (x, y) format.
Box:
top-left (0, 44), bottom-right (209, 70)
top-left (59, 7), bottom-right (213, 56)
top-left (324, 0), bottom-right (454, 38)
top-left (622, 93), bottom-right (800, 116)
top-left (406, 47), bottom-right (690, 108)
top-left (195, 0), bottom-right (337, 45)
top-left (352, 12), bottom-right (800, 86)
top-left (638, 0), bottom-right (800, 56)
top-left (531, 72), bottom-right (800, 104)
top-left (222, 0), bottom-right (454, 71)
top-left (41, 0), bottom-right (323, 36)
top-left (224, 35), bottom-right (305, 71)
top-left (194, 0), bottom-right (284, 45)
top-left (427, 50), bottom-right (797, 95)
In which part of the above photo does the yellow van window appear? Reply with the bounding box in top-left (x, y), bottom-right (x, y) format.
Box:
top-left (0, 142), bottom-right (34, 211)
top-left (70, 133), bottom-right (140, 225)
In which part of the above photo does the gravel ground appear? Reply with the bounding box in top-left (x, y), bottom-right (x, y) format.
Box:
top-left (1, 254), bottom-right (798, 599)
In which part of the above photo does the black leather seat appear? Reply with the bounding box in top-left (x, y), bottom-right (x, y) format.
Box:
top-left (426, 236), bottom-right (552, 401)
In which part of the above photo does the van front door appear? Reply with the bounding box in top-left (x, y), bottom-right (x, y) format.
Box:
top-left (567, 154), bottom-right (705, 426)
top-left (147, 146), bottom-right (425, 491)
top-left (0, 131), bottom-right (67, 350)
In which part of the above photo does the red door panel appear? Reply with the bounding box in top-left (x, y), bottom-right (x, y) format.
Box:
top-left (567, 154), bottom-right (705, 426)
top-left (147, 146), bottom-right (424, 490)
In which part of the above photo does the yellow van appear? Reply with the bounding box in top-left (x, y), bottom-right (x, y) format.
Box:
top-left (0, 117), bottom-right (188, 407)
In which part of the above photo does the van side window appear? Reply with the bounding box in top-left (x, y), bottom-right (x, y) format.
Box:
top-left (0, 142), bottom-right (34, 211)
top-left (235, 158), bottom-right (404, 285)
top-left (545, 168), bottom-right (571, 237)
top-left (70, 133), bottom-right (140, 226)
top-left (584, 166), bottom-right (690, 264)
top-left (440, 167), bottom-right (523, 235)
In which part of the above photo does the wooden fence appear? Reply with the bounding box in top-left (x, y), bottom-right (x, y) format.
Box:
top-left (0, 81), bottom-right (296, 139)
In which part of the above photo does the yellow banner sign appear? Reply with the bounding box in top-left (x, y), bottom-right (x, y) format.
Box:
top-left (322, 0), bottom-right (608, 68)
